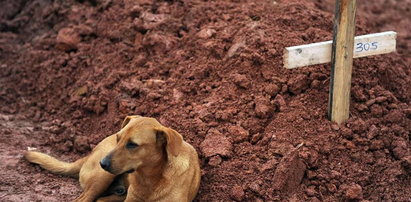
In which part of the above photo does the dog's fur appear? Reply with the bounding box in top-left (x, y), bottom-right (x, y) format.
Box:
top-left (25, 115), bottom-right (201, 202)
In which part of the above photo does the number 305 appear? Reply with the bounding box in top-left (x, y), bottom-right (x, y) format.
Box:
top-left (356, 42), bottom-right (378, 52)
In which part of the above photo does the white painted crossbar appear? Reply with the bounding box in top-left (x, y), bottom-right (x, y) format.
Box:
top-left (284, 31), bottom-right (397, 69)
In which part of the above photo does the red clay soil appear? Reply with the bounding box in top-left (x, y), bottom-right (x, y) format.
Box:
top-left (0, 0), bottom-right (410, 201)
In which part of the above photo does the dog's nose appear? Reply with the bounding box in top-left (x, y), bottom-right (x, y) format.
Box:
top-left (100, 156), bottom-right (111, 171)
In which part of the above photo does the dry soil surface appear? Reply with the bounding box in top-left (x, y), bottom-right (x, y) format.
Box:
top-left (0, 0), bottom-right (410, 201)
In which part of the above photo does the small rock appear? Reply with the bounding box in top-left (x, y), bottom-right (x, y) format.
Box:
top-left (264, 84), bottom-right (280, 97)
top-left (56, 27), bottom-right (81, 51)
top-left (147, 92), bottom-right (162, 100)
top-left (331, 124), bottom-right (339, 131)
top-left (274, 94), bottom-right (286, 112)
top-left (388, 103), bottom-right (398, 109)
top-left (74, 24), bottom-right (94, 36)
top-left (134, 32), bottom-right (144, 48)
top-left (74, 136), bottom-right (90, 153)
top-left (288, 74), bottom-right (310, 94)
top-left (281, 84), bottom-right (288, 93)
top-left (118, 99), bottom-right (136, 113)
top-left (200, 129), bottom-right (233, 158)
top-left (61, 140), bottom-right (73, 152)
top-left (120, 78), bottom-right (144, 95)
top-left (145, 79), bottom-right (165, 88)
top-left (254, 96), bottom-right (274, 118)
top-left (310, 80), bottom-right (321, 89)
top-left (306, 170), bottom-right (317, 179)
top-left (231, 73), bottom-right (251, 89)
top-left (251, 132), bottom-right (263, 144)
top-left (345, 141), bottom-right (356, 150)
top-left (139, 12), bottom-right (167, 30)
top-left (330, 170), bottom-right (341, 179)
top-left (370, 104), bottom-right (383, 117)
top-left (272, 150), bottom-right (306, 193)
top-left (326, 183), bottom-right (337, 193)
top-left (299, 150), bottom-right (319, 167)
top-left (208, 155), bottom-right (222, 167)
top-left (46, 125), bottom-right (65, 135)
top-left (345, 184), bottom-right (363, 200)
top-left (73, 110), bottom-right (83, 119)
top-left (85, 95), bottom-right (106, 114)
top-left (356, 104), bottom-right (368, 112)
top-left (301, 112), bottom-right (311, 120)
top-left (340, 127), bottom-right (353, 139)
top-left (75, 85), bottom-right (88, 96)
top-left (366, 125), bottom-right (378, 139)
top-left (248, 180), bottom-right (262, 194)
top-left (375, 96), bottom-right (388, 103)
top-left (230, 185), bottom-right (245, 201)
top-left (352, 87), bottom-right (367, 101)
top-left (392, 139), bottom-right (409, 159)
top-left (172, 88), bottom-right (184, 102)
top-left (197, 28), bottom-right (216, 39)
top-left (384, 110), bottom-right (405, 124)
top-left (370, 140), bottom-right (384, 150)
top-left (226, 41), bottom-right (245, 58)
top-left (365, 99), bottom-right (376, 107)
top-left (350, 119), bottom-right (367, 133)
top-left (227, 125), bottom-right (249, 143)
top-left (305, 186), bottom-right (317, 197)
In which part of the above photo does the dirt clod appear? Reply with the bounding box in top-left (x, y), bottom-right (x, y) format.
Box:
top-left (254, 96), bottom-right (274, 118)
top-left (56, 27), bottom-right (81, 51)
top-left (345, 184), bottom-right (363, 200)
top-left (273, 150), bottom-right (306, 193)
top-left (208, 155), bottom-right (223, 167)
top-left (73, 136), bottom-right (90, 153)
top-left (200, 129), bottom-right (233, 158)
top-left (264, 84), bottom-right (280, 97)
top-left (305, 186), bottom-right (317, 197)
top-left (228, 125), bottom-right (250, 143)
top-left (288, 74), bottom-right (310, 94)
top-left (230, 185), bottom-right (245, 201)
top-left (231, 73), bottom-right (251, 89)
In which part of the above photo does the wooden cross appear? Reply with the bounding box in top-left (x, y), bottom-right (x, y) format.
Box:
top-left (283, 0), bottom-right (397, 124)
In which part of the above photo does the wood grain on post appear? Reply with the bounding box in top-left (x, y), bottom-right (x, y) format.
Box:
top-left (328, 0), bottom-right (357, 124)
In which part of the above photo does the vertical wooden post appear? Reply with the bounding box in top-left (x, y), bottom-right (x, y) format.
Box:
top-left (328, 0), bottom-right (357, 124)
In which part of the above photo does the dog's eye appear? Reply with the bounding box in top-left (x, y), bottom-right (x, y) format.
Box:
top-left (126, 141), bottom-right (138, 149)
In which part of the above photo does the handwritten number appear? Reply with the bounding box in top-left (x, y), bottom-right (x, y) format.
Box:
top-left (355, 42), bottom-right (378, 53)
top-left (364, 43), bottom-right (370, 51)
top-left (356, 43), bottom-right (363, 52)
top-left (371, 42), bottom-right (378, 50)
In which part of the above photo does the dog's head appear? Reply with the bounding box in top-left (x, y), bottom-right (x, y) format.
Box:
top-left (100, 115), bottom-right (184, 175)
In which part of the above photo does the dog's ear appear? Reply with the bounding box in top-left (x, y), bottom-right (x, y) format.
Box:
top-left (155, 127), bottom-right (183, 157)
top-left (121, 115), bottom-right (142, 129)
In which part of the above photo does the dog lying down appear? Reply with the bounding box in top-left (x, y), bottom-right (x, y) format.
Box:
top-left (25, 115), bottom-right (201, 202)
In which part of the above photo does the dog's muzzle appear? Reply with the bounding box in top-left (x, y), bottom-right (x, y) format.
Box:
top-left (100, 154), bottom-right (112, 172)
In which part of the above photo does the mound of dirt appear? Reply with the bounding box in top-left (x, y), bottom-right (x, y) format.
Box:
top-left (0, 0), bottom-right (409, 201)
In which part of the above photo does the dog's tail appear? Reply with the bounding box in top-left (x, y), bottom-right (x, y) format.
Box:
top-left (24, 151), bottom-right (87, 177)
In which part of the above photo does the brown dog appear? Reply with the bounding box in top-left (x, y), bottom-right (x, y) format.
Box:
top-left (100, 115), bottom-right (201, 202)
top-left (25, 115), bottom-right (201, 202)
